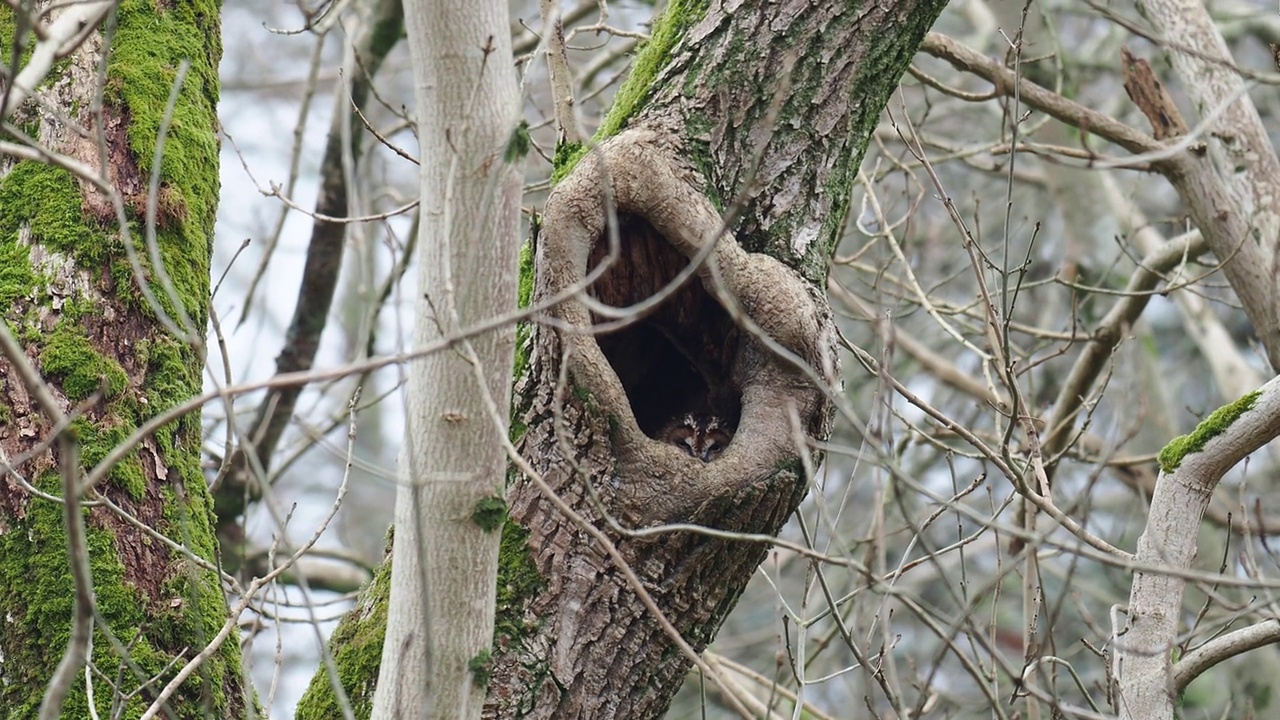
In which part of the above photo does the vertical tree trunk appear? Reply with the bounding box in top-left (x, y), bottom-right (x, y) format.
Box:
top-left (489, 3), bottom-right (947, 716)
top-left (370, 1), bottom-right (523, 719)
top-left (300, 1), bottom-right (948, 718)
top-left (0, 0), bottom-right (241, 718)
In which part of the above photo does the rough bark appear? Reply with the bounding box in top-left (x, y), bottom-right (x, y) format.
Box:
top-left (298, 1), bottom-right (949, 717)
top-left (489, 1), bottom-right (949, 718)
top-left (1135, 0), bottom-right (1280, 371)
top-left (0, 0), bottom-right (242, 717)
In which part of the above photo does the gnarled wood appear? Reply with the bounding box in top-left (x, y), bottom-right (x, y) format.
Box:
top-left (489, 1), bottom-right (948, 714)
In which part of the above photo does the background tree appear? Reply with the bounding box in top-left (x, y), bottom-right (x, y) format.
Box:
top-left (8, 0), bottom-right (1280, 719)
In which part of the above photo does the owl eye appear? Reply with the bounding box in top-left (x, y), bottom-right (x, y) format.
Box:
top-left (701, 440), bottom-right (724, 462)
top-left (679, 437), bottom-right (699, 457)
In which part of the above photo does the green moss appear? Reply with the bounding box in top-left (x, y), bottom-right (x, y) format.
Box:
top-left (468, 648), bottom-right (493, 687)
top-left (155, 475), bottom-right (242, 715)
top-left (295, 554), bottom-right (391, 720)
top-left (38, 322), bottom-right (129, 402)
top-left (549, 141), bottom-right (587, 185)
top-left (488, 521), bottom-right (554, 712)
top-left (471, 496), bottom-right (508, 532)
top-left (0, 474), bottom-right (154, 718)
top-left (0, 162), bottom-right (113, 267)
top-left (0, 7), bottom-right (43, 88)
top-left (0, 238), bottom-right (37, 307)
top-left (517, 237), bottom-right (534, 310)
top-left (0, 8), bottom-right (17, 59)
top-left (0, 1), bottom-right (221, 328)
top-left (510, 238), bottom-right (536, 443)
top-left (1158, 390), bottom-right (1261, 473)
top-left (0, 1), bottom-right (237, 715)
top-left (493, 521), bottom-right (545, 645)
top-left (596, 0), bottom-right (708, 139)
top-left (142, 336), bottom-right (203, 439)
top-left (106, 0), bottom-right (220, 323)
top-left (550, 0), bottom-right (709, 183)
top-left (157, 435), bottom-right (219, 567)
top-left (75, 417), bottom-right (147, 501)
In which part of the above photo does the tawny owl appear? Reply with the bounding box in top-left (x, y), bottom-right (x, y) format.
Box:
top-left (658, 413), bottom-right (734, 462)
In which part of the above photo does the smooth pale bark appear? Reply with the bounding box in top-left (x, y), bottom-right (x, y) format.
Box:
top-left (1098, 4), bottom-right (1280, 718)
top-left (1135, 0), bottom-right (1280, 369)
top-left (1115, 377), bottom-right (1280, 720)
top-left (370, 1), bottom-right (523, 719)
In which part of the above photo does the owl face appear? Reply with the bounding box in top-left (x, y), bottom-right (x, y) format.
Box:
top-left (660, 413), bottom-right (734, 462)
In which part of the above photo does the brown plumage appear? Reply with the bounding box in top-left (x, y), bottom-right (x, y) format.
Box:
top-left (658, 413), bottom-right (734, 462)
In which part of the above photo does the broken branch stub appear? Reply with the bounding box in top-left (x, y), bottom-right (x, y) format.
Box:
top-left (537, 128), bottom-right (835, 524)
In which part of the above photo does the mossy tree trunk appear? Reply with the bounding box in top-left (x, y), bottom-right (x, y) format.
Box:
top-left (300, 1), bottom-right (949, 718)
top-left (0, 1), bottom-right (244, 718)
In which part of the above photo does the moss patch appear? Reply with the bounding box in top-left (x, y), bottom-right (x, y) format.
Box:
top-left (0, 233), bottom-right (36, 304)
top-left (295, 555), bottom-right (391, 720)
top-left (0, 474), bottom-right (157, 718)
top-left (75, 417), bottom-right (147, 500)
top-left (0, 238), bottom-right (37, 308)
top-left (106, 0), bottom-right (220, 323)
top-left (471, 496), bottom-right (508, 532)
top-left (469, 648), bottom-right (493, 687)
top-left (0, 161), bottom-right (113, 268)
top-left (493, 520), bottom-right (545, 645)
top-left (0, 0), bottom-right (237, 714)
top-left (510, 237), bottom-right (536, 443)
top-left (517, 236), bottom-right (535, 311)
top-left (550, 0), bottom-right (710, 183)
top-left (39, 321), bottom-right (130, 402)
top-left (1158, 390), bottom-right (1261, 473)
top-left (140, 335), bottom-right (204, 440)
top-left (596, 0), bottom-right (708, 139)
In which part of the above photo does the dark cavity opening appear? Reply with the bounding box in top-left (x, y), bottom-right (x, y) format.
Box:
top-left (588, 214), bottom-right (742, 439)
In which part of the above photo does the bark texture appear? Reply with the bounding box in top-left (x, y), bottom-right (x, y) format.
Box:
top-left (1116, 380), bottom-right (1280, 720)
top-left (488, 1), bottom-right (949, 718)
top-left (1135, 0), bottom-right (1280, 371)
top-left (0, 0), bottom-right (241, 717)
top-left (298, 1), bottom-right (948, 717)
top-left (371, 1), bottom-right (523, 719)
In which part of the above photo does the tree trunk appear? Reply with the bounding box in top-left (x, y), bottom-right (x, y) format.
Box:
top-left (299, 1), bottom-right (948, 717)
top-left (491, 2), bottom-right (947, 717)
top-left (370, 1), bottom-right (523, 719)
top-left (0, 1), bottom-right (241, 718)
